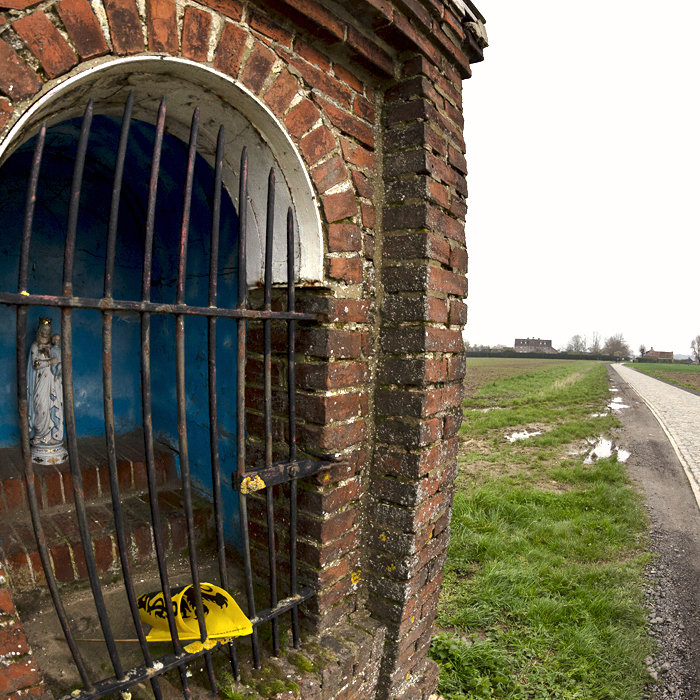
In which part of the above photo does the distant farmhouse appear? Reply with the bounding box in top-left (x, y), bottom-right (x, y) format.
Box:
top-left (514, 338), bottom-right (558, 354)
top-left (644, 347), bottom-right (673, 360)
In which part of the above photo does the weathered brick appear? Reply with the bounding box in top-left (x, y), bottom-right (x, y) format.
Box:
top-left (448, 143), bottom-right (467, 174)
top-left (213, 22), bottom-right (246, 77)
top-left (300, 419), bottom-right (366, 452)
top-left (103, 0), bottom-right (144, 54)
top-left (298, 329), bottom-right (362, 358)
top-left (147, 0), bottom-right (177, 53)
top-left (0, 658), bottom-right (42, 695)
top-left (299, 126), bottom-right (336, 165)
top-left (272, 0), bottom-right (345, 43)
top-left (328, 223), bottom-right (362, 252)
top-left (382, 296), bottom-right (447, 323)
top-left (443, 409), bottom-right (463, 438)
top-left (13, 12), bottom-right (78, 78)
top-left (376, 385), bottom-right (463, 419)
top-left (181, 7), bottom-right (211, 62)
top-left (311, 155), bottom-right (348, 194)
top-left (382, 265), bottom-right (467, 297)
top-left (383, 231), bottom-right (450, 264)
top-left (323, 190), bottom-right (357, 223)
top-left (298, 478), bottom-right (361, 516)
top-left (284, 98), bottom-right (321, 139)
top-left (354, 94), bottom-right (376, 123)
top-left (346, 24), bottom-right (393, 76)
top-left (198, 0), bottom-right (241, 20)
top-left (298, 505), bottom-right (355, 542)
top-left (380, 327), bottom-right (463, 354)
top-left (298, 361), bottom-right (369, 389)
top-left (0, 97), bottom-right (12, 129)
top-left (249, 10), bottom-right (292, 47)
top-left (333, 63), bottom-right (363, 92)
top-left (448, 353), bottom-right (466, 381)
top-left (385, 75), bottom-right (443, 109)
top-left (264, 70), bottom-right (298, 117)
top-left (241, 42), bottom-right (276, 94)
top-left (280, 48), bottom-right (352, 105)
top-left (340, 137), bottom-right (376, 171)
top-left (448, 299), bottom-right (468, 326)
top-left (378, 357), bottom-right (448, 386)
top-left (315, 95), bottom-right (375, 148)
top-left (0, 587), bottom-right (16, 616)
top-left (294, 37), bottom-right (330, 69)
top-left (298, 527), bottom-right (359, 568)
top-left (57, 0), bottom-right (109, 59)
top-left (384, 120), bottom-right (445, 155)
top-left (360, 202), bottom-right (375, 228)
top-left (377, 416), bottom-right (442, 447)
top-left (351, 170), bottom-right (373, 199)
top-left (328, 256), bottom-right (362, 284)
top-left (298, 392), bottom-right (361, 424)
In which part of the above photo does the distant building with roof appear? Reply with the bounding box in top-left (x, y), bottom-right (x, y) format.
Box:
top-left (644, 347), bottom-right (673, 360)
top-left (514, 338), bottom-right (558, 354)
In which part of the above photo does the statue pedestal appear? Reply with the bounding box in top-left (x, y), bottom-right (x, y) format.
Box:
top-left (31, 442), bottom-right (68, 465)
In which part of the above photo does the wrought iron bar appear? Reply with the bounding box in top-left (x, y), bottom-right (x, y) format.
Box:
top-left (139, 97), bottom-right (192, 699)
top-left (101, 91), bottom-right (163, 700)
top-left (208, 126), bottom-right (240, 679)
top-left (16, 123), bottom-right (94, 691)
top-left (61, 100), bottom-right (126, 682)
top-left (287, 207), bottom-right (300, 648)
top-left (263, 168), bottom-right (280, 657)
top-left (236, 146), bottom-right (261, 668)
top-left (0, 292), bottom-right (316, 320)
top-left (175, 108), bottom-right (218, 694)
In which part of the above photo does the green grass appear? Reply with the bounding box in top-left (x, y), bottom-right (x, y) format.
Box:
top-left (432, 360), bottom-right (652, 699)
top-left (630, 361), bottom-right (700, 392)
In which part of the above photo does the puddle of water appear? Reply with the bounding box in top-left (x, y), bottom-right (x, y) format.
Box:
top-left (506, 430), bottom-right (542, 443)
top-left (607, 399), bottom-right (630, 410)
top-left (590, 413), bottom-right (607, 418)
top-left (585, 436), bottom-right (631, 464)
top-left (610, 388), bottom-right (619, 392)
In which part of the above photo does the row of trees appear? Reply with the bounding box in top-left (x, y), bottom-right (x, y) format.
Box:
top-left (564, 332), bottom-right (631, 356)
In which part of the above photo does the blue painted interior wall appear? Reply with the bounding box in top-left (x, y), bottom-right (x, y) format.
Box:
top-left (0, 116), bottom-right (241, 545)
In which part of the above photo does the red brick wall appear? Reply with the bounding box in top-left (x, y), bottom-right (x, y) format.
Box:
top-left (0, 0), bottom-right (479, 697)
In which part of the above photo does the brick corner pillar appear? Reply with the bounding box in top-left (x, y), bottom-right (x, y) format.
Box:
top-left (368, 53), bottom-right (469, 700)
top-left (0, 566), bottom-right (51, 698)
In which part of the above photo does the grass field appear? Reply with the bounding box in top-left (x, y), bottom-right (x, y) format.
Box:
top-left (630, 362), bottom-right (700, 393)
top-left (431, 359), bottom-right (652, 699)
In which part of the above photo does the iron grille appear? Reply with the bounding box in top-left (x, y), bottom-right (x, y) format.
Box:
top-left (0, 93), bottom-right (328, 699)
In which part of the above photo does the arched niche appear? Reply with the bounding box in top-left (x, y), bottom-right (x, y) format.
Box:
top-left (0, 56), bottom-right (324, 287)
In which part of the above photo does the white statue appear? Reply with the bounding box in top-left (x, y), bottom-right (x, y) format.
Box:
top-left (27, 318), bottom-right (67, 464)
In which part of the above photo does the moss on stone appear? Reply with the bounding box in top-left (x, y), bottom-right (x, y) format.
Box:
top-left (287, 652), bottom-right (314, 674)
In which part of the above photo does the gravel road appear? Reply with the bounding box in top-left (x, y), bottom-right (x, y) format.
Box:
top-left (609, 365), bottom-right (700, 699)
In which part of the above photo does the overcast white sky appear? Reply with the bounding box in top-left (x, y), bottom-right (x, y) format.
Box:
top-left (461, 1), bottom-right (700, 355)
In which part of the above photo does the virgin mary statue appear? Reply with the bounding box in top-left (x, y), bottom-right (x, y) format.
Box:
top-left (27, 318), bottom-right (68, 464)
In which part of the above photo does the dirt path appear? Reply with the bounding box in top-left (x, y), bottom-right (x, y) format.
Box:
top-left (609, 366), bottom-right (700, 700)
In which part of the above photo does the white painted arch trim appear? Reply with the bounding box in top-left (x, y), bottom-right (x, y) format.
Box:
top-left (0, 56), bottom-right (324, 286)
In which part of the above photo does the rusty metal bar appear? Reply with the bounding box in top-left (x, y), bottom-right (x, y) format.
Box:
top-left (139, 98), bottom-right (192, 699)
top-left (101, 92), bottom-right (163, 700)
top-left (235, 146), bottom-right (261, 668)
top-left (175, 108), bottom-right (218, 694)
top-left (16, 123), bottom-right (94, 691)
top-left (61, 101), bottom-right (126, 682)
top-left (208, 125), bottom-right (240, 679)
top-left (0, 292), bottom-right (316, 320)
top-left (287, 208), bottom-right (299, 648)
top-left (104, 90), bottom-right (133, 299)
top-left (263, 168), bottom-right (280, 657)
